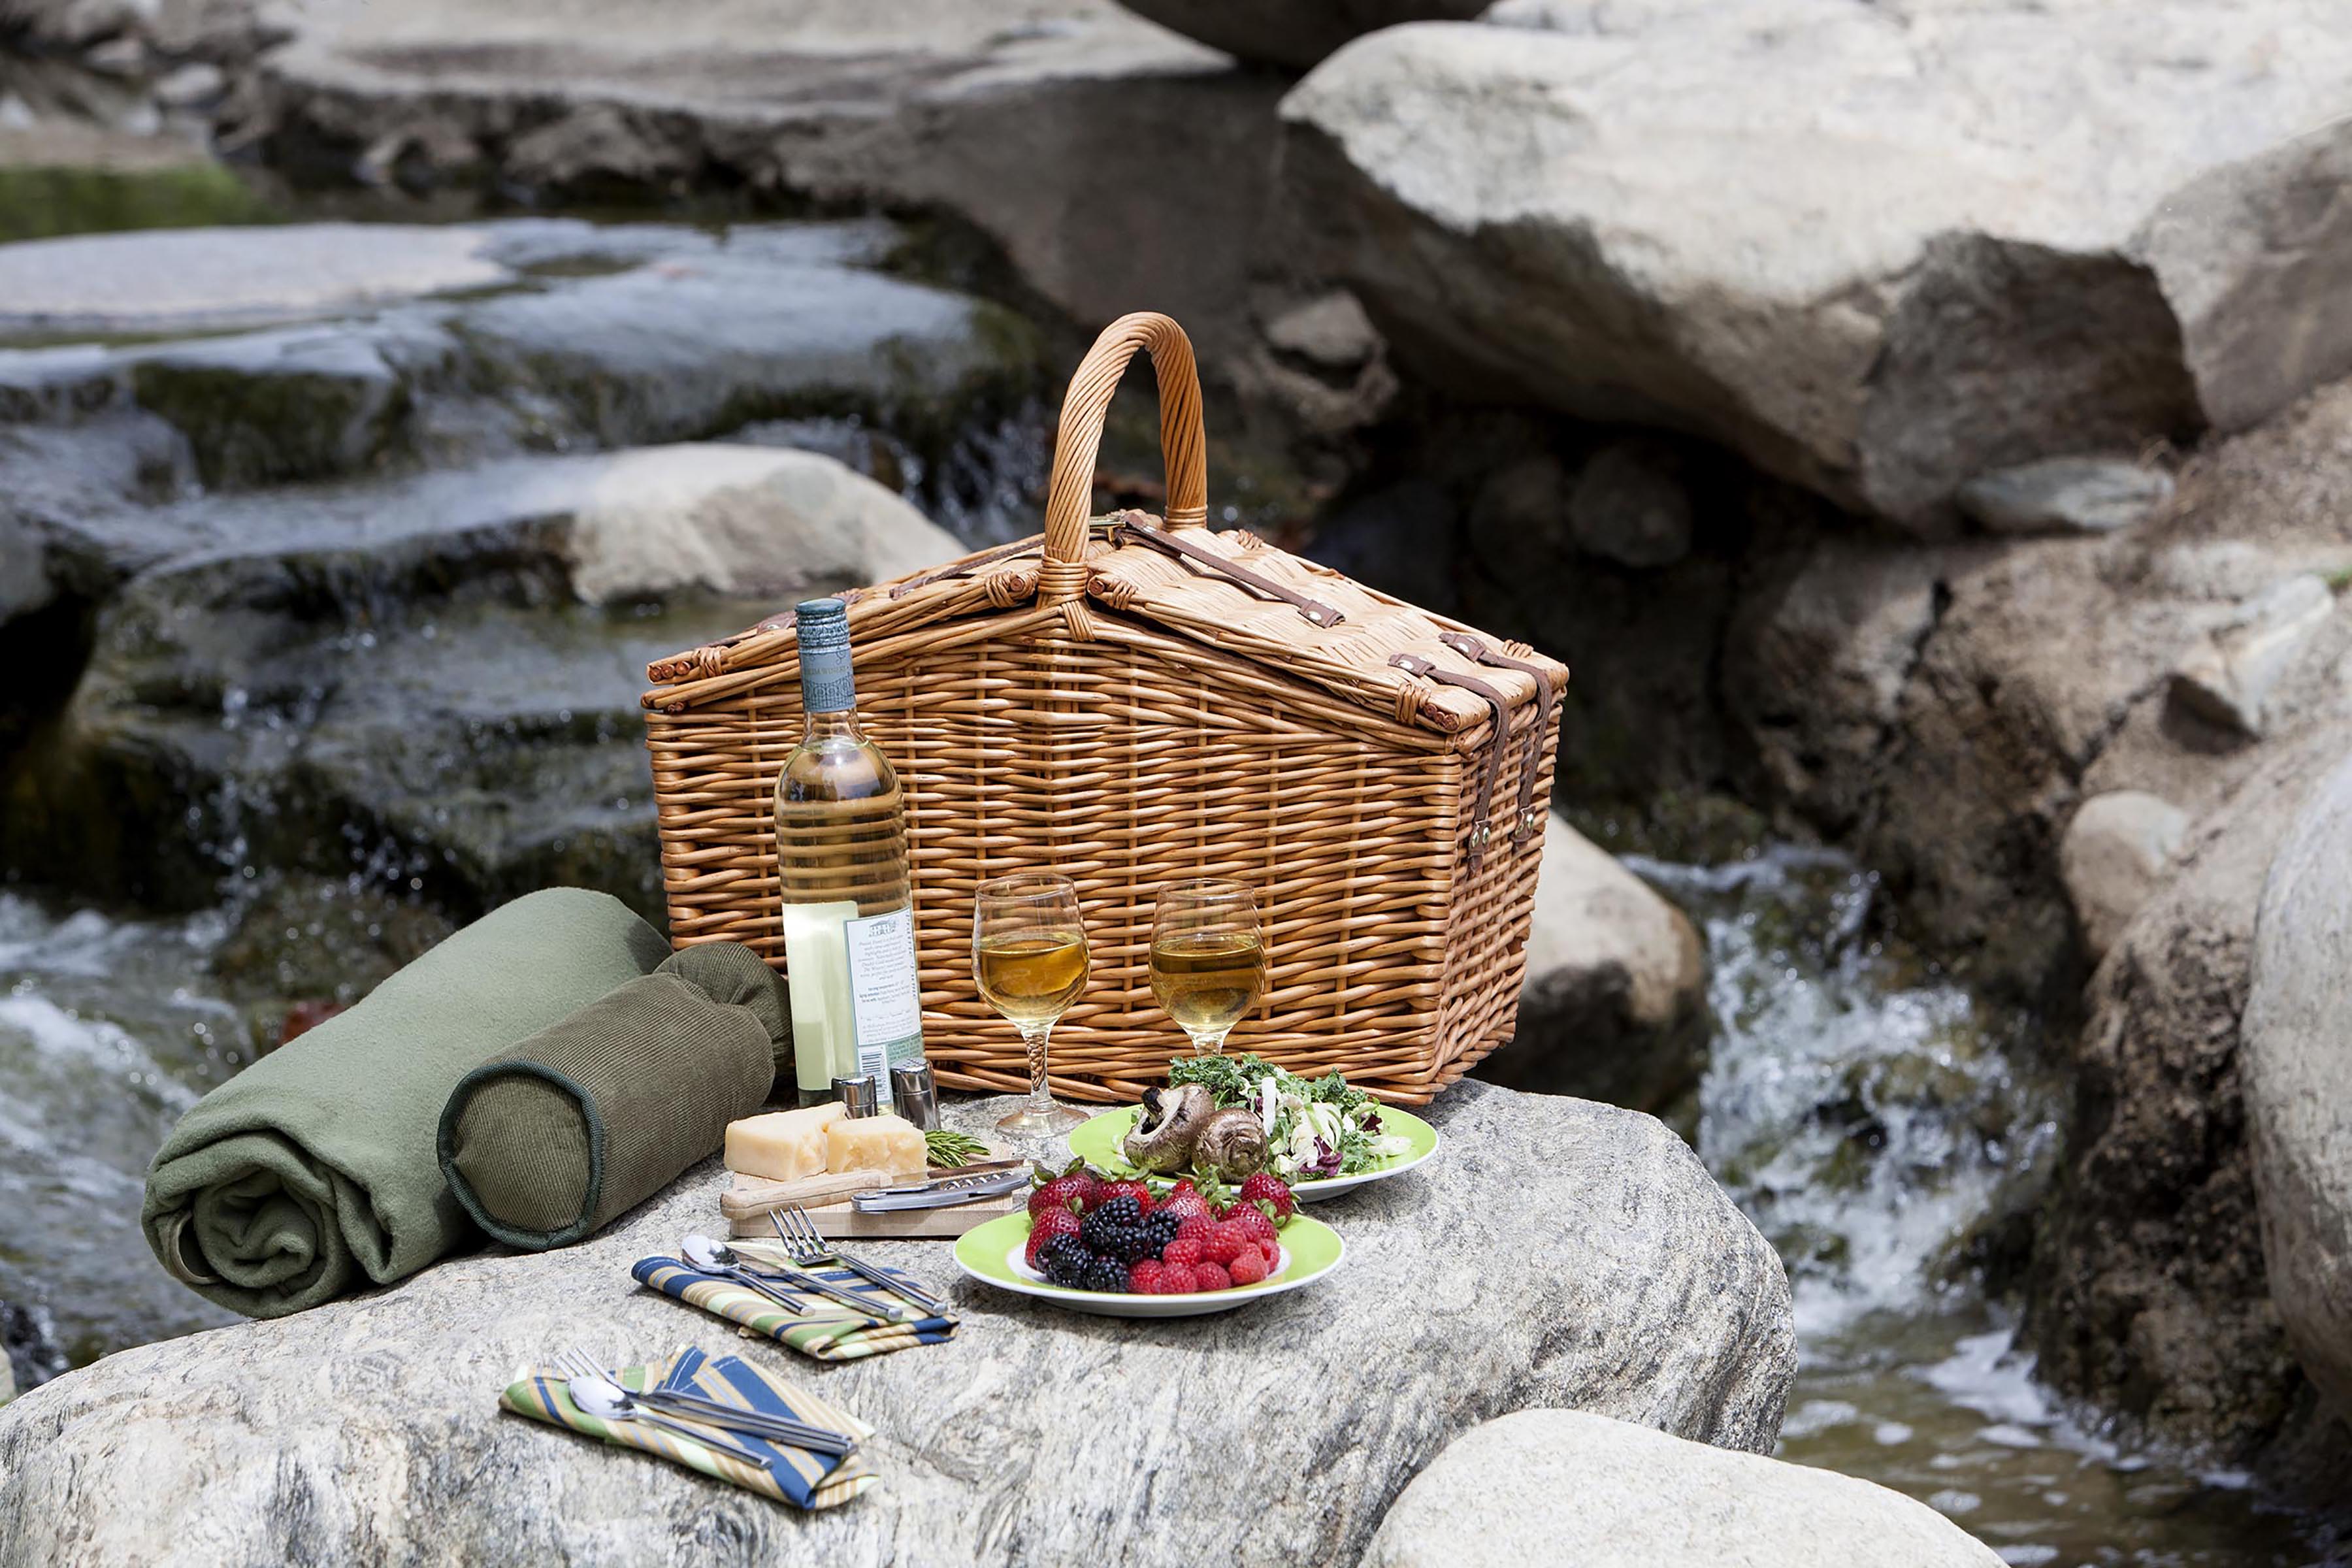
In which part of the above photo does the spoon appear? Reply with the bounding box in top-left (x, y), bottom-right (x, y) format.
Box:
top-left (682, 1235), bottom-right (915, 1322)
top-left (559, 1364), bottom-right (855, 1457)
top-left (564, 1375), bottom-right (780, 1467)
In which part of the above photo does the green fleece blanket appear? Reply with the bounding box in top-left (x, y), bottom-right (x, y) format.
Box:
top-left (143, 887), bottom-right (672, 1319)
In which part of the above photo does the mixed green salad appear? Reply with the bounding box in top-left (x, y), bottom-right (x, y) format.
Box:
top-left (1165, 1053), bottom-right (1413, 1181)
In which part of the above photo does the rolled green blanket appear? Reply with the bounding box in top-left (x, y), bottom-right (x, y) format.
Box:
top-left (438, 943), bottom-right (786, 1250)
top-left (143, 888), bottom-right (672, 1318)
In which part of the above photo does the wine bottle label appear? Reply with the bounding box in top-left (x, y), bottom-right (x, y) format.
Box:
top-left (843, 906), bottom-right (923, 1078)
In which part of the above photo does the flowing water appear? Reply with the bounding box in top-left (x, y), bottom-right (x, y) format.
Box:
top-left (1639, 846), bottom-right (2340, 1566)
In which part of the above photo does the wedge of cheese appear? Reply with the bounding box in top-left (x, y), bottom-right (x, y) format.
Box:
top-left (725, 1102), bottom-right (849, 1183)
top-left (825, 1112), bottom-right (927, 1180)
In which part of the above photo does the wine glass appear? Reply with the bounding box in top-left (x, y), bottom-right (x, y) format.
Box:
top-left (973, 873), bottom-right (1092, 1137)
top-left (1148, 879), bottom-right (1264, 1056)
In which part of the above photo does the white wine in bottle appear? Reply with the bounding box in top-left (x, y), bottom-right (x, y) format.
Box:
top-left (773, 598), bottom-right (924, 1103)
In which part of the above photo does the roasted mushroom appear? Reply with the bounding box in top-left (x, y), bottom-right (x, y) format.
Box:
top-left (1191, 1105), bottom-right (1270, 1181)
top-left (1122, 1083), bottom-right (1217, 1173)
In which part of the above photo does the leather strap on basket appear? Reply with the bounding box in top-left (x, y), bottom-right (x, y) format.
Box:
top-left (1112, 514), bottom-right (1344, 629)
top-left (1439, 632), bottom-right (1554, 844)
top-left (1390, 653), bottom-right (1512, 872)
top-left (1041, 313), bottom-right (1210, 585)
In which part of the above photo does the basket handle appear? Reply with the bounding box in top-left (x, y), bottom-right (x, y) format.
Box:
top-left (1042, 312), bottom-right (1209, 580)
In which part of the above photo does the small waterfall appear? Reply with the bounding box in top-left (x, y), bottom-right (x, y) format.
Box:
top-left (1641, 845), bottom-right (2332, 1566)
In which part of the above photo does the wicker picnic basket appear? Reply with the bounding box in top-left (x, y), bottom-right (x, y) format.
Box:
top-left (642, 312), bottom-right (1566, 1105)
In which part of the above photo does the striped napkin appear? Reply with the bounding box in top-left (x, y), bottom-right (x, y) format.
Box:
top-left (500, 1347), bottom-right (877, 1508)
top-left (630, 1243), bottom-right (958, 1361)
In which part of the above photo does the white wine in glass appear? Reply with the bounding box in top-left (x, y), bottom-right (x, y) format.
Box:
top-left (974, 873), bottom-right (1092, 1137)
top-left (1149, 879), bottom-right (1264, 1056)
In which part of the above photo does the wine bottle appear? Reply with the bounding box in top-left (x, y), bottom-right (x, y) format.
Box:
top-left (773, 598), bottom-right (924, 1103)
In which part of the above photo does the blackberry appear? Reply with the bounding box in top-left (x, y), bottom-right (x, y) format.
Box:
top-left (1081, 1254), bottom-right (1131, 1292)
top-left (1039, 1235), bottom-right (1094, 1288)
top-left (1143, 1212), bottom-right (1181, 1250)
top-left (1081, 1196), bottom-right (1152, 1260)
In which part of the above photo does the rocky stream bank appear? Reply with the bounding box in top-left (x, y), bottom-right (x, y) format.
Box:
top-left (5, 0), bottom-right (2352, 1561)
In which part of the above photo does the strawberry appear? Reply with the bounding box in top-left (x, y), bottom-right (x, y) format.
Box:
top-left (1239, 1172), bottom-right (1295, 1220)
top-left (1190, 1260), bottom-right (1232, 1292)
top-left (1128, 1258), bottom-right (1167, 1293)
top-left (1024, 1205), bottom-right (1082, 1266)
top-left (1028, 1162), bottom-right (1099, 1221)
top-left (1161, 1236), bottom-right (1204, 1269)
top-left (1156, 1183), bottom-right (1212, 1223)
top-left (1228, 1247), bottom-right (1269, 1286)
top-left (1094, 1177), bottom-right (1152, 1214)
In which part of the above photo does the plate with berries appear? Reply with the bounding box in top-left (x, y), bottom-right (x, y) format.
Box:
top-left (951, 1169), bottom-right (1345, 1318)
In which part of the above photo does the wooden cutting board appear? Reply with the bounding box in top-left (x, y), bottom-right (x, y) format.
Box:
top-left (721, 1144), bottom-right (1027, 1240)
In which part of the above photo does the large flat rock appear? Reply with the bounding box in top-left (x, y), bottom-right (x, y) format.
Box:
top-left (0, 223), bottom-right (512, 336)
top-left (222, 1), bottom-right (1299, 378)
top-left (1280, 3), bottom-right (2352, 527)
top-left (0, 218), bottom-right (1043, 489)
top-left (0, 445), bottom-right (962, 917)
top-left (2244, 747), bottom-right (2352, 1418)
top-left (0, 1083), bottom-right (1793, 1565)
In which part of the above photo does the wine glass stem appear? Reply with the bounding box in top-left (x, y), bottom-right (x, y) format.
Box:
top-left (1190, 1028), bottom-right (1230, 1057)
top-left (1021, 1021), bottom-right (1054, 1111)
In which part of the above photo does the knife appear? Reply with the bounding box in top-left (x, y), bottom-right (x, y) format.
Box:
top-left (852, 1168), bottom-right (1030, 1213)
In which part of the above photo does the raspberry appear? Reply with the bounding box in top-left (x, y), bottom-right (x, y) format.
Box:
top-left (1224, 1207), bottom-right (1279, 1250)
top-left (1258, 1239), bottom-right (1281, 1271)
top-left (1160, 1264), bottom-right (1199, 1293)
top-left (1239, 1172), bottom-right (1295, 1219)
top-left (1029, 1165), bottom-right (1098, 1220)
top-left (1128, 1259), bottom-right (1166, 1293)
top-left (1160, 1236), bottom-right (1204, 1268)
top-left (1025, 1206), bottom-right (1083, 1266)
top-left (1203, 1227), bottom-right (1248, 1268)
top-left (1095, 1178), bottom-right (1152, 1214)
top-left (1228, 1247), bottom-right (1269, 1286)
top-left (1191, 1260), bottom-right (1232, 1291)
top-left (1174, 1214), bottom-right (1215, 1248)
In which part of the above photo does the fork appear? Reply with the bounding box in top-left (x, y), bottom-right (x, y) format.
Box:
top-left (771, 1206), bottom-right (946, 1317)
top-left (553, 1348), bottom-right (855, 1455)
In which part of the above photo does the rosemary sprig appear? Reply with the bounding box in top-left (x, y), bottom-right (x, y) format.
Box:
top-left (924, 1128), bottom-right (991, 1169)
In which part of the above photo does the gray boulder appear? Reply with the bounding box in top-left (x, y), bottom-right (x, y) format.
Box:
top-left (1956, 456), bottom-right (2174, 537)
top-left (1477, 818), bottom-right (1709, 1115)
top-left (1364, 1408), bottom-right (2000, 1568)
top-left (0, 1085), bottom-right (1795, 1565)
top-left (1113, 0), bottom-right (1487, 69)
top-left (2168, 573), bottom-right (2337, 738)
top-left (2244, 747), bottom-right (2352, 1418)
top-left (2060, 790), bottom-right (2191, 962)
top-left (1281, 5), bottom-right (2352, 527)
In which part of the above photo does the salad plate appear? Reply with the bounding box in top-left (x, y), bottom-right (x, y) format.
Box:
top-left (953, 1211), bottom-right (1345, 1318)
top-left (1068, 1052), bottom-right (1442, 1201)
top-left (1070, 1106), bottom-right (1436, 1200)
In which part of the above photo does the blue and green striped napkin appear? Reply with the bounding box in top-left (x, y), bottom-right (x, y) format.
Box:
top-left (630, 1243), bottom-right (958, 1361)
top-left (501, 1347), bottom-right (876, 1508)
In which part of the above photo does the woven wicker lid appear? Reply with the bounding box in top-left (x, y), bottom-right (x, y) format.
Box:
top-left (645, 311), bottom-right (1567, 741)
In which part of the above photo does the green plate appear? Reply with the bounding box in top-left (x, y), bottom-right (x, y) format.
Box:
top-left (1066, 1103), bottom-right (1439, 1201)
top-left (953, 1209), bottom-right (1346, 1318)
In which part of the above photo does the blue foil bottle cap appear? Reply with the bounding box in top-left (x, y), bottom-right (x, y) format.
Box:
top-left (796, 598), bottom-right (855, 713)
